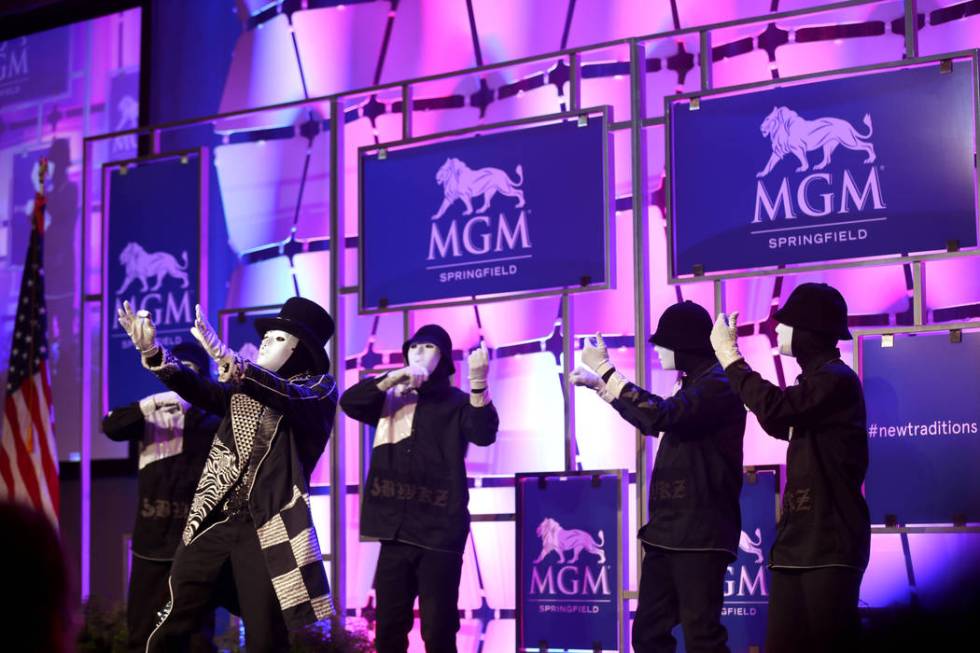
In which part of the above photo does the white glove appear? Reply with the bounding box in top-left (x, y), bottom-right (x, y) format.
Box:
top-left (569, 365), bottom-right (602, 390)
top-left (468, 341), bottom-right (491, 406)
top-left (711, 312), bottom-right (743, 369)
top-left (139, 391), bottom-right (189, 416)
top-left (468, 342), bottom-right (489, 391)
top-left (377, 364), bottom-right (429, 392)
top-left (190, 304), bottom-right (237, 378)
top-left (569, 365), bottom-right (619, 404)
top-left (596, 384), bottom-right (617, 404)
top-left (581, 334), bottom-right (614, 378)
top-left (117, 300), bottom-right (159, 357)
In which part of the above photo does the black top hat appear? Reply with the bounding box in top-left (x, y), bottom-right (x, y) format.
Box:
top-left (402, 324), bottom-right (455, 377)
top-left (254, 297), bottom-right (335, 374)
top-left (773, 282), bottom-right (852, 340)
top-left (172, 341), bottom-right (211, 378)
top-left (649, 301), bottom-right (714, 354)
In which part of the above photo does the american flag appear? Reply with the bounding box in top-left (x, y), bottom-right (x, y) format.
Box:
top-left (0, 157), bottom-right (59, 523)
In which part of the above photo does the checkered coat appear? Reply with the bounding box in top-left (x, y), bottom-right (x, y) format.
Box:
top-left (148, 348), bottom-right (337, 629)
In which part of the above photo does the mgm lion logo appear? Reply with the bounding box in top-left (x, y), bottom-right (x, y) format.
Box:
top-left (533, 517), bottom-right (605, 565)
top-left (738, 527), bottom-right (764, 564)
top-left (117, 242), bottom-right (189, 293)
top-left (756, 106), bottom-right (876, 178)
top-left (431, 157), bottom-right (525, 220)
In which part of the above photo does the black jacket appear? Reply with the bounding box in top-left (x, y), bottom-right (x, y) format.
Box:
top-left (611, 361), bottom-right (746, 557)
top-left (340, 376), bottom-right (498, 554)
top-left (102, 402), bottom-right (219, 559)
top-left (725, 351), bottom-right (871, 570)
top-left (146, 348), bottom-right (338, 628)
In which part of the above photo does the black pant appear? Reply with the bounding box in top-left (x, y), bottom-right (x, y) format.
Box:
top-left (127, 556), bottom-right (172, 653)
top-left (146, 518), bottom-right (288, 653)
top-left (374, 540), bottom-right (463, 653)
top-left (766, 566), bottom-right (863, 653)
top-left (631, 545), bottom-right (731, 653)
top-left (128, 556), bottom-right (215, 653)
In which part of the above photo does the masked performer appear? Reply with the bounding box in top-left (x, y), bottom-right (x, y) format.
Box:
top-left (102, 342), bottom-right (220, 653)
top-left (117, 297), bottom-right (337, 653)
top-left (340, 325), bottom-right (498, 653)
top-left (572, 301), bottom-right (745, 653)
top-left (710, 283), bottom-right (870, 653)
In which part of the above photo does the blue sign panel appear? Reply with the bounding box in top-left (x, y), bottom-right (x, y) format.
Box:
top-left (360, 114), bottom-right (611, 310)
top-left (670, 62), bottom-right (978, 276)
top-left (675, 469), bottom-right (777, 652)
top-left (0, 27), bottom-right (71, 109)
top-left (105, 156), bottom-right (201, 409)
top-left (517, 471), bottom-right (626, 652)
top-left (862, 330), bottom-right (980, 523)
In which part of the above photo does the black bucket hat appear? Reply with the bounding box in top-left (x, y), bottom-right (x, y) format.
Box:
top-left (172, 341), bottom-right (211, 378)
top-left (254, 296), bottom-right (335, 374)
top-left (649, 301), bottom-right (714, 354)
top-left (402, 324), bottom-right (455, 377)
top-left (774, 282), bottom-right (852, 340)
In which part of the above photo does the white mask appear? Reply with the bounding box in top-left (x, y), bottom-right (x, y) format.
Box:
top-left (775, 323), bottom-right (794, 357)
top-left (257, 329), bottom-right (299, 372)
top-left (654, 345), bottom-right (676, 371)
top-left (408, 341), bottom-right (441, 374)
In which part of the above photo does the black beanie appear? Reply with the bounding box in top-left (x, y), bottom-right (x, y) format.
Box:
top-left (649, 301), bottom-right (714, 355)
top-left (774, 283), bottom-right (852, 340)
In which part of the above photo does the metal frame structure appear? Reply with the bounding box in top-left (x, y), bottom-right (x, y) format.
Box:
top-left (663, 50), bottom-right (980, 284)
top-left (73, 0), bottom-right (977, 626)
top-left (355, 105), bottom-right (616, 314)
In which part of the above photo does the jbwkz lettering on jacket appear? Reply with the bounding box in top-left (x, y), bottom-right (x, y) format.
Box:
top-left (784, 488), bottom-right (812, 513)
top-left (141, 499), bottom-right (190, 519)
top-left (370, 478), bottom-right (449, 507)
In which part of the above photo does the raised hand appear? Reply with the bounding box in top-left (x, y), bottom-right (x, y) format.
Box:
top-left (467, 341), bottom-right (489, 391)
top-left (117, 300), bottom-right (159, 356)
top-left (190, 304), bottom-right (238, 381)
top-left (581, 333), bottom-right (613, 376)
top-left (710, 312), bottom-right (743, 369)
top-left (190, 304), bottom-right (231, 363)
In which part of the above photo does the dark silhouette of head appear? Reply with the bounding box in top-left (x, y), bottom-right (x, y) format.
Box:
top-left (47, 138), bottom-right (71, 183)
top-left (0, 502), bottom-right (73, 653)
